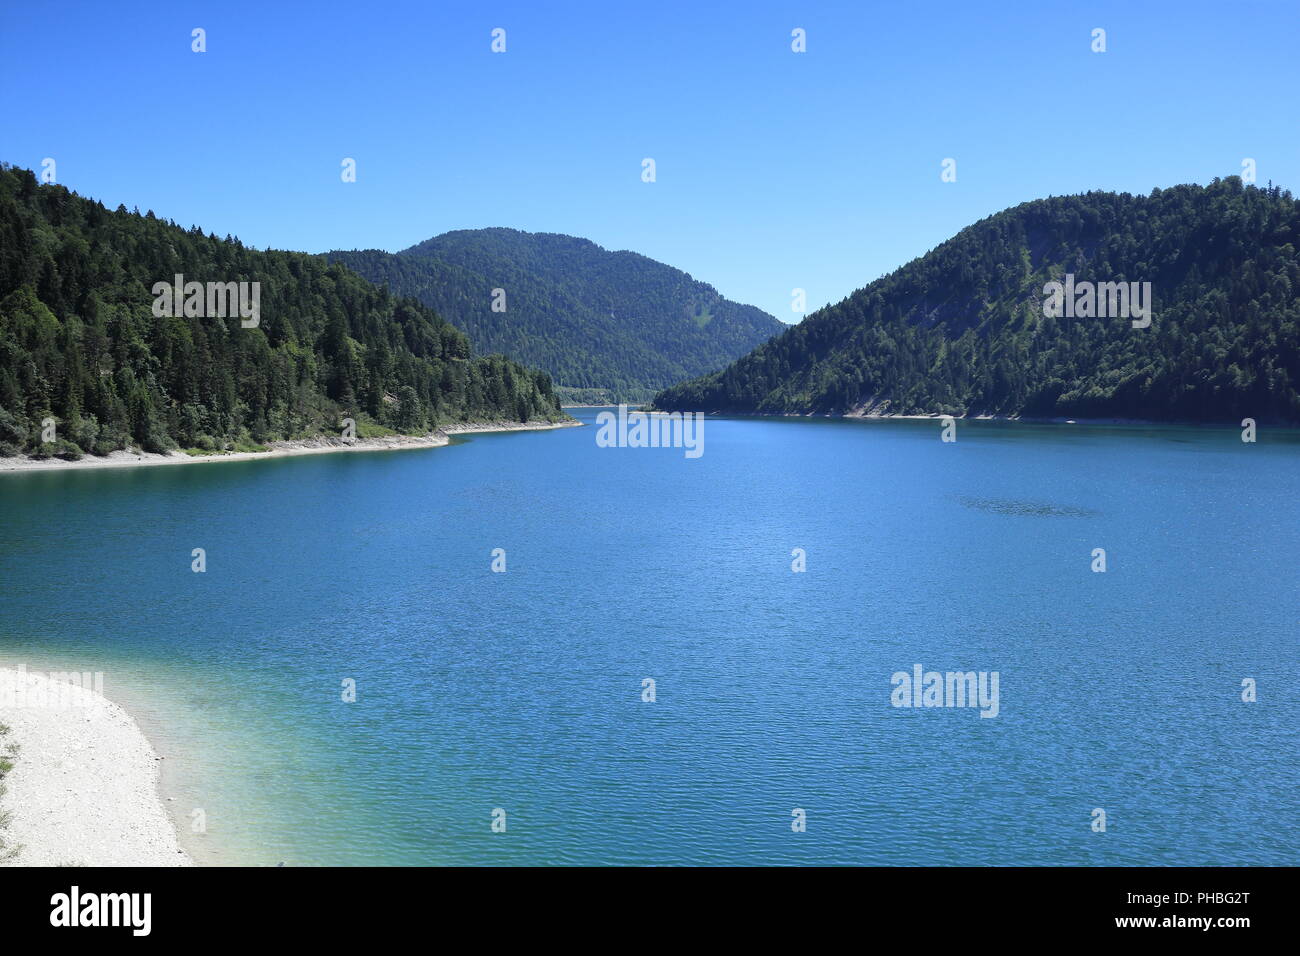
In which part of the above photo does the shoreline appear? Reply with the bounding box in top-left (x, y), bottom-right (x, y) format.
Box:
top-left (644, 408), bottom-right (1271, 429)
top-left (0, 667), bottom-right (192, 867)
top-left (844, 410), bottom-right (1265, 427)
top-left (0, 419), bottom-right (583, 475)
top-left (848, 412), bottom-right (1211, 426)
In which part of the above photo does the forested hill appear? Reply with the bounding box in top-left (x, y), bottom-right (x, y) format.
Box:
top-left (0, 165), bottom-right (564, 458)
top-left (329, 228), bottom-right (786, 403)
top-left (652, 178), bottom-right (1300, 423)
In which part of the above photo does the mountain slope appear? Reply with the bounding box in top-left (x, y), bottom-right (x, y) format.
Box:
top-left (0, 165), bottom-right (564, 458)
top-left (330, 228), bottom-right (785, 403)
top-left (652, 178), bottom-right (1300, 423)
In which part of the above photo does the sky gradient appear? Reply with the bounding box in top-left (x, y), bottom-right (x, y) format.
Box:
top-left (3, 0), bottom-right (1298, 321)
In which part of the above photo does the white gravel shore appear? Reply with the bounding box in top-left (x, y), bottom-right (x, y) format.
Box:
top-left (0, 419), bottom-right (581, 474)
top-left (0, 667), bottom-right (191, 866)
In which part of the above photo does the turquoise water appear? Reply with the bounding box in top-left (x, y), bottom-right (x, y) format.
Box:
top-left (1, 411), bottom-right (1297, 865)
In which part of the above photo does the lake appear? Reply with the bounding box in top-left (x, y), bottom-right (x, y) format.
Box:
top-left (1, 410), bottom-right (1296, 865)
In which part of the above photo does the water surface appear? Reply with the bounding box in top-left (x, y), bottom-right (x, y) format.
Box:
top-left (1, 413), bottom-right (1296, 865)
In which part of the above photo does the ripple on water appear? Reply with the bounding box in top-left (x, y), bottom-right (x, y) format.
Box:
top-left (958, 496), bottom-right (1098, 518)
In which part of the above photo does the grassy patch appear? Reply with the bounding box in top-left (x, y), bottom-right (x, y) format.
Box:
top-left (0, 722), bottom-right (19, 862)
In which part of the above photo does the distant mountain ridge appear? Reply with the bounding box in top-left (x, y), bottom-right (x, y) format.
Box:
top-left (651, 178), bottom-right (1300, 423)
top-left (330, 228), bottom-right (785, 403)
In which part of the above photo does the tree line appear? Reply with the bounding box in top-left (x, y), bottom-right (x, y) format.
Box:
top-left (652, 178), bottom-right (1300, 423)
top-left (0, 165), bottom-right (564, 458)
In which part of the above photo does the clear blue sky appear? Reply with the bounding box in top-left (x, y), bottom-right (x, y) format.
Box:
top-left (3, 0), bottom-right (1297, 321)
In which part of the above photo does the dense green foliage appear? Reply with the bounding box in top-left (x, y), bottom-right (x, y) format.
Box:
top-left (653, 179), bottom-right (1300, 423)
top-left (0, 166), bottom-right (564, 458)
top-left (330, 228), bottom-right (785, 403)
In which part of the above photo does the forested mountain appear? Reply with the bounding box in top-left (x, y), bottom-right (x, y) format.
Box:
top-left (329, 229), bottom-right (785, 403)
top-left (0, 165), bottom-right (564, 459)
top-left (652, 178), bottom-right (1300, 423)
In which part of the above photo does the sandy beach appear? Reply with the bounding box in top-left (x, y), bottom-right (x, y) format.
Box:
top-left (0, 419), bottom-right (582, 474)
top-left (0, 667), bottom-right (191, 866)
